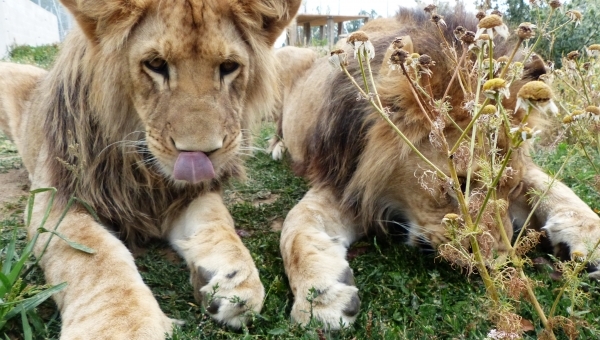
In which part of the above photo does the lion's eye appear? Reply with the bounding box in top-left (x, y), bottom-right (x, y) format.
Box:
top-left (219, 61), bottom-right (240, 78)
top-left (143, 58), bottom-right (169, 78)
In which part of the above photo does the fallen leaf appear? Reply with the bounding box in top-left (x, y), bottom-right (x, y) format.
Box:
top-left (521, 318), bottom-right (535, 332)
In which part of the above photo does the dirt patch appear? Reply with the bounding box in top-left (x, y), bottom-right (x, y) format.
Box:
top-left (270, 218), bottom-right (284, 232)
top-left (252, 191), bottom-right (280, 207)
top-left (0, 168), bottom-right (29, 213)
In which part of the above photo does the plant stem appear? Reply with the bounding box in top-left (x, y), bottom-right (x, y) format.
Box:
top-left (449, 99), bottom-right (490, 155)
top-left (521, 269), bottom-right (556, 339)
top-left (340, 63), bottom-right (446, 179)
top-left (512, 150), bottom-right (572, 249)
top-left (499, 38), bottom-right (524, 79)
top-left (357, 48), bottom-right (371, 95)
top-left (399, 64), bottom-right (435, 125)
top-left (549, 237), bottom-right (600, 319)
top-left (447, 157), bottom-right (499, 302)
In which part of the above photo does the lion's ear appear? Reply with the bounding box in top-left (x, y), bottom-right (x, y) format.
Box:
top-left (230, 0), bottom-right (302, 46)
top-left (523, 54), bottom-right (548, 80)
top-left (59, 0), bottom-right (147, 49)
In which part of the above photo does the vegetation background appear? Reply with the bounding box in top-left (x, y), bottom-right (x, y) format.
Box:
top-left (2, 1), bottom-right (600, 339)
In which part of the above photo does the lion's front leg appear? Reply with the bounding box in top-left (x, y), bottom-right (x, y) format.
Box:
top-left (511, 166), bottom-right (600, 276)
top-left (29, 196), bottom-right (174, 340)
top-left (169, 192), bottom-right (264, 328)
top-left (280, 187), bottom-right (362, 329)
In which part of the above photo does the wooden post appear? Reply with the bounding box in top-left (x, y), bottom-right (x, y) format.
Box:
top-left (288, 18), bottom-right (298, 46)
top-left (319, 25), bottom-right (324, 40)
top-left (303, 22), bottom-right (311, 45)
top-left (327, 16), bottom-right (334, 50)
top-left (337, 22), bottom-right (343, 37)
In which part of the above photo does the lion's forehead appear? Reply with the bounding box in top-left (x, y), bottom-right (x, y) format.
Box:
top-left (145, 0), bottom-right (241, 58)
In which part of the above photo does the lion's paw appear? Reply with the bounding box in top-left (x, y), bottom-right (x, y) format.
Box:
top-left (267, 137), bottom-right (286, 161)
top-left (290, 267), bottom-right (360, 329)
top-left (542, 212), bottom-right (600, 272)
top-left (191, 263), bottom-right (264, 329)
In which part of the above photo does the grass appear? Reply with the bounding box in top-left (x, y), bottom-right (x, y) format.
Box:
top-left (4, 45), bottom-right (60, 69)
top-left (1, 45), bottom-right (599, 339)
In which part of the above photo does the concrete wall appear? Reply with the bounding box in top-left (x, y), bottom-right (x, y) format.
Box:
top-left (0, 0), bottom-right (60, 58)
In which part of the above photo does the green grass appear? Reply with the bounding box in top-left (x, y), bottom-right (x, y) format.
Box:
top-left (0, 133), bottom-right (21, 173)
top-left (1, 46), bottom-right (600, 339)
top-left (2, 128), bottom-right (599, 339)
top-left (4, 45), bottom-right (59, 69)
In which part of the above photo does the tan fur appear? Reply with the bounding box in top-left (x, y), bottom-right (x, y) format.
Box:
top-left (277, 10), bottom-right (600, 328)
top-left (0, 0), bottom-right (300, 338)
top-left (267, 46), bottom-right (318, 159)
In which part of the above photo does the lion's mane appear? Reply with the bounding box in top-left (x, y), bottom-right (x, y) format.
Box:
top-left (33, 7), bottom-right (284, 243)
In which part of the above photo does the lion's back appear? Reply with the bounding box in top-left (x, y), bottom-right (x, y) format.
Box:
top-left (0, 62), bottom-right (46, 147)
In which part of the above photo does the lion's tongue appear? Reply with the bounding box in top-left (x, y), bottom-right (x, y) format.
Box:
top-left (173, 152), bottom-right (215, 184)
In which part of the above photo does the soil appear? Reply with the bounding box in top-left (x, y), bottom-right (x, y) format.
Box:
top-left (0, 168), bottom-right (29, 214)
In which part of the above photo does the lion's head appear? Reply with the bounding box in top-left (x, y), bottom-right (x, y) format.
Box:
top-left (35, 0), bottom-right (299, 242)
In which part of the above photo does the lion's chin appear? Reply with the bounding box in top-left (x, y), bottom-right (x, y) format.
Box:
top-left (172, 151), bottom-right (215, 184)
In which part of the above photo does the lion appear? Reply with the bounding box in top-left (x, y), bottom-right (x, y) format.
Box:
top-left (0, 0), bottom-right (300, 338)
top-left (267, 45), bottom-right (318, 159)
top-left (275, 9), bottom-right (600, 328)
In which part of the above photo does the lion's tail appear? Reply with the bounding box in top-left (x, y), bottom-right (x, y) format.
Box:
top-left (0, 62), bottom-right (47, 142)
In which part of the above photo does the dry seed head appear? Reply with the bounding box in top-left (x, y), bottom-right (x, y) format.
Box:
top-left (347, 31), bottom-right (375, 60)
top-left (347, 31), bottom-right (369, 44)
top-left (587, 44), bottom-right (600, 57)
top-left (497, 56), bottom-right (509, 63)
top-left (328, 49), bottom-right (348, 69)
top-left (566, 10), bottom-right (583, 27)
top-left (566, 10), bottom-right (582, 21)
top-left (585, 106), bottom-right (600, 115)
top-left (517, 81), bottom-right (552, 101)
top-left (476, 10), bottom-right (485, 21)
top-left (478, 33), bottom-right (491, 41)
top-left (424, 4), bottom-right (437, 13)
top-left (517, 22), bottom-right (536, 39)
top-left (478, 15), bottom-right (503, 29)
top-left (390, 49), bottom-right (409, 65)
top-left (430, 14), bottom-right (446, 26)
top-left (330, 48), bottom-right (344, 56)
top-left (491, 10), bottom-right (503, 17)
top-left (571, 109), bottom-right (585, 119)
top-left (453, 26), bottom-right (466, 40)
top-left (443, 213), bottom-right (460, 221)
top-left (549, 0), bottom-right (561, 9)
top-left (391, 37), bottom-right (404, 50)
top-left (567, 50), bottom-right (580, 60)
top-left (483, 78), bottom-right (510, 99)
top-left (481, 104), bottom-right (497, 115)
top-left (410, 53), bottom-right (420, 59)
top-left (583, 62), bottom-right (591, 70)
top-left (483, 78), bottom-right (507, 92)
top-left (562, 115), bottom-right (573, 124)
top-left (418, 54), bottom-right (433, 66)
top-left (461, 31), bottom-right (476, 44)
top-left (475, 14), bottom-right (509, 40)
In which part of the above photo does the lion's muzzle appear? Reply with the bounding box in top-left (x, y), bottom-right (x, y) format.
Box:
top-left (173, 151), bottom-right (215, 183)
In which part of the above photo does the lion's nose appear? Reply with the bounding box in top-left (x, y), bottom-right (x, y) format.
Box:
top-left (171, 137), bottom-right (223, 156)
